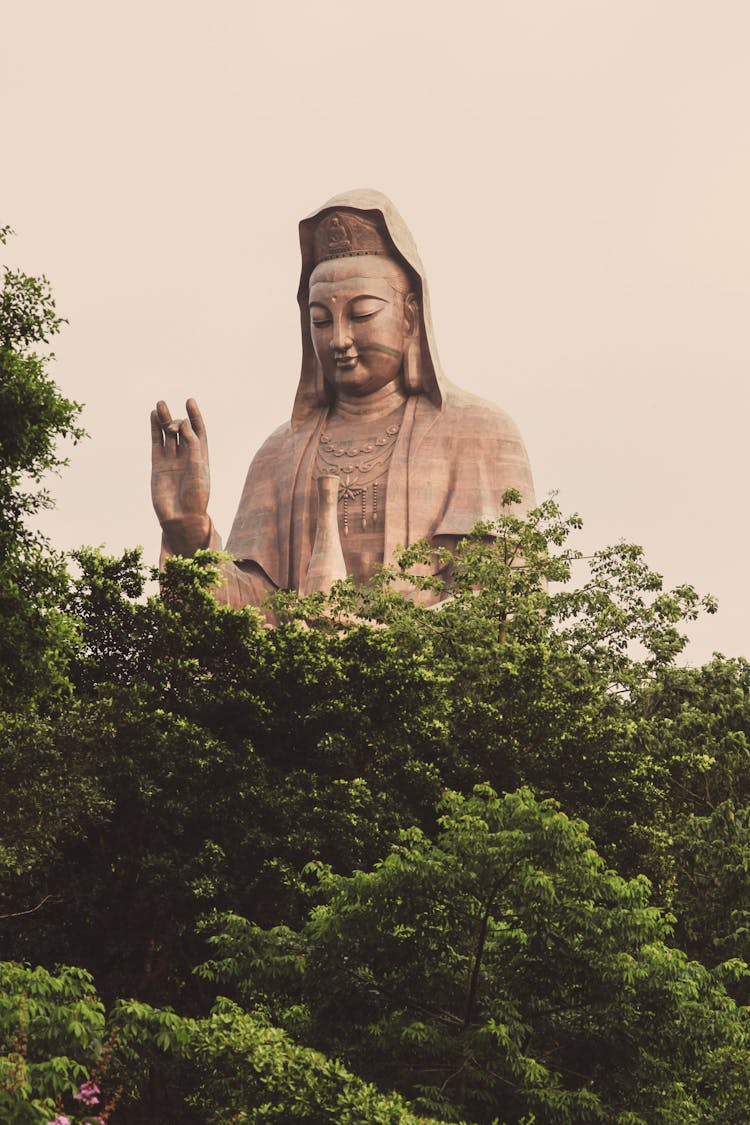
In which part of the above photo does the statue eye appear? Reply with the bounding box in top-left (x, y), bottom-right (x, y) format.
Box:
top-left (350, 300), bottom-right (383, 321)
top-left (311, 315), bottom-right (332, 328)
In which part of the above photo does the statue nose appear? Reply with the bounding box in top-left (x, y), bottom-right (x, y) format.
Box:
top-left (331, 333), bottom-right (354, 352)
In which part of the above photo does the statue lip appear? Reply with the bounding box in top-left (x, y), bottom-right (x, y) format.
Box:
top-left (334, 354), bottom-right (359, 368)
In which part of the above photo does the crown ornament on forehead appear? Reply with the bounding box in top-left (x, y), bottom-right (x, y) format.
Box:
top-left (312, 211), bottom-right (389, 264)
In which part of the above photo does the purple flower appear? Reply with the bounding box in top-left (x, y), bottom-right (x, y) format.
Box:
top-left (73, 1079), bottom-right (101, 1106)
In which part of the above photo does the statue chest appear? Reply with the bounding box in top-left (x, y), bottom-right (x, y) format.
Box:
top-left (314, 411), bottom-right (403, 586)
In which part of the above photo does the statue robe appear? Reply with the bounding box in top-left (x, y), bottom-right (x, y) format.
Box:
top-left (206, 377), bottom-right (534, 612)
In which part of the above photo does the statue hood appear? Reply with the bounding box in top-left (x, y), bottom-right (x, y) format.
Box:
top-left (292, 189), bottom-right (445, 429)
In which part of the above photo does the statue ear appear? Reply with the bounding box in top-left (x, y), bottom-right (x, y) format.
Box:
top-left (402, 294), bottom-right (423, 395)
top-left (404, 293), bottom-right (419, 338)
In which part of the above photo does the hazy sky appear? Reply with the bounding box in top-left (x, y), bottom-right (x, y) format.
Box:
top-left (3, 1), bottom-right (748, 664)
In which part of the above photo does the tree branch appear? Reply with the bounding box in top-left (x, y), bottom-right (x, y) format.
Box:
top-left (0, 893), bottom-right (55, 921)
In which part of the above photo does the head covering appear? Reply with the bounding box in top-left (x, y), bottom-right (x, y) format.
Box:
top-left (292, 189), bottom-right (445, 429)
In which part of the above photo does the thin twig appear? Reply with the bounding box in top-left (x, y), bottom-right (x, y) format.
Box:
top-left (0, 894), bottom-right (55, 921)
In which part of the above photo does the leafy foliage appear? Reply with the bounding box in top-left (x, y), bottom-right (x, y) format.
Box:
top-left (0, 227), bottom-right (84, 709)
top-left (0, 962), bottom-right (103, 1124)
top-left (0, 965), bottom-right (437, 1125)
top-left (2, 492), bottom-right (745, 1121)
top-left (182, 999), bottom-right (440, 1124)
top-left (202, 785), bottom-right (749, 1124)
top-left (629, 657), bottom-right (750, 986)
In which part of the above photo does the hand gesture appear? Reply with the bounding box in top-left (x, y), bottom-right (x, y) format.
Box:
top-left (150, 398), bottom-right (211, 552)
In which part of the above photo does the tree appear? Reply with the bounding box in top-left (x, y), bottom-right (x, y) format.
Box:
top-left (0, 961), bottom-right (105, 1125)
top-left (629, 657), bottom-right (750, 988)
top-left (0, 492), bottom-right (721, 1010)
top-left (202, 785), bottom-right (750, 1124)
top-left (2, 546), bottom-right (453, 1003)
top-left (0, 228), bottom-right (92, 932)
top-left (0, 963), bottom-right (440, 1125)
top-left (0, 226), bottom-right (84, 709)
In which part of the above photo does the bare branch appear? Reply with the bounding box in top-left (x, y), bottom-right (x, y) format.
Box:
top-left (0, 894), bottom-right (56, 921)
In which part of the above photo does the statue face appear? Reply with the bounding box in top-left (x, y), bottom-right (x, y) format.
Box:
top-left (308, 256), bottom-right (416, 398)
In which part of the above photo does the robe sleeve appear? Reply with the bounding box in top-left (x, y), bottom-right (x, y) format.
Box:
top-left (159, 519), bottom-right (278, 622)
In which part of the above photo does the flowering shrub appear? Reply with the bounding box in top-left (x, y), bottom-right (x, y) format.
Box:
top-left (45, 1079), bottom-right (106, 1124)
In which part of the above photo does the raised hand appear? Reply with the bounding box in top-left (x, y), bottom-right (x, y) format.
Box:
top-left (150, 398), bottom-right (212, 554)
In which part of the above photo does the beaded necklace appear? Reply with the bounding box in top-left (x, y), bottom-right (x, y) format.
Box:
top-left (316, 421), bottom-right (401, 535)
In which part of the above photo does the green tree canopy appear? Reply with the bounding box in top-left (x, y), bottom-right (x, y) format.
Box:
top-left (202, 785), bottom-right (750, 1124)
top-left (0, 226), bottom-right (84, 710)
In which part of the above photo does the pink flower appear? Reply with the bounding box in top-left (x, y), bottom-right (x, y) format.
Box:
top-left (74, 1080), bottom-right (101, 1106)
top-left (46, 1116), bottom-right (71, 1125)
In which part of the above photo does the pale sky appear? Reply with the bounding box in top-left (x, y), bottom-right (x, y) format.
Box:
top-left (3, 1), bottom-right (748, 665)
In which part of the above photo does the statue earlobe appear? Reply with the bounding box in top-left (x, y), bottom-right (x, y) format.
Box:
top-left (402, 294), bottom-right (423, 395)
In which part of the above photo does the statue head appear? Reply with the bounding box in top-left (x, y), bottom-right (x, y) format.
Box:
top-left (293, 190), bottom-right (445, 427)
top-left (308, 248), bottom-right (420, 400)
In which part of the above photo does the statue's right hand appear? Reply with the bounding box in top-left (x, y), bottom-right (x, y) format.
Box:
top-left (151, 398), bottom-right (211, 551)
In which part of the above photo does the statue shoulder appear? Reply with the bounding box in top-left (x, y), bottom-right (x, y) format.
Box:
top-left (254, 419), bottom-right (295, 455)
top-left (438, 379), bottom-right (525, 441)
top-left (242, 419), bottom-right (301, 474)
top-left (427, 379), bottom-right (536, 517)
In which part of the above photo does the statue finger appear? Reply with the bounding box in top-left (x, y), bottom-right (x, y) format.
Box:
top-left (150, 409), bottom-right (165, 450)
top-left (186, 398), bottom-right (207, 446)
top-left (151, 409), bottom-right (180, 458)
top-left (177, 415), bottom-right (198, 447)
top-left (156, 400), bottom-right (173, 426)
top-left (156, 403), bottom-right (184, 456)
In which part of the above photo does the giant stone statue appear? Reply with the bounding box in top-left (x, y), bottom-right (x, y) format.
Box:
top-left (151, 190), bottom-right (535, 619)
